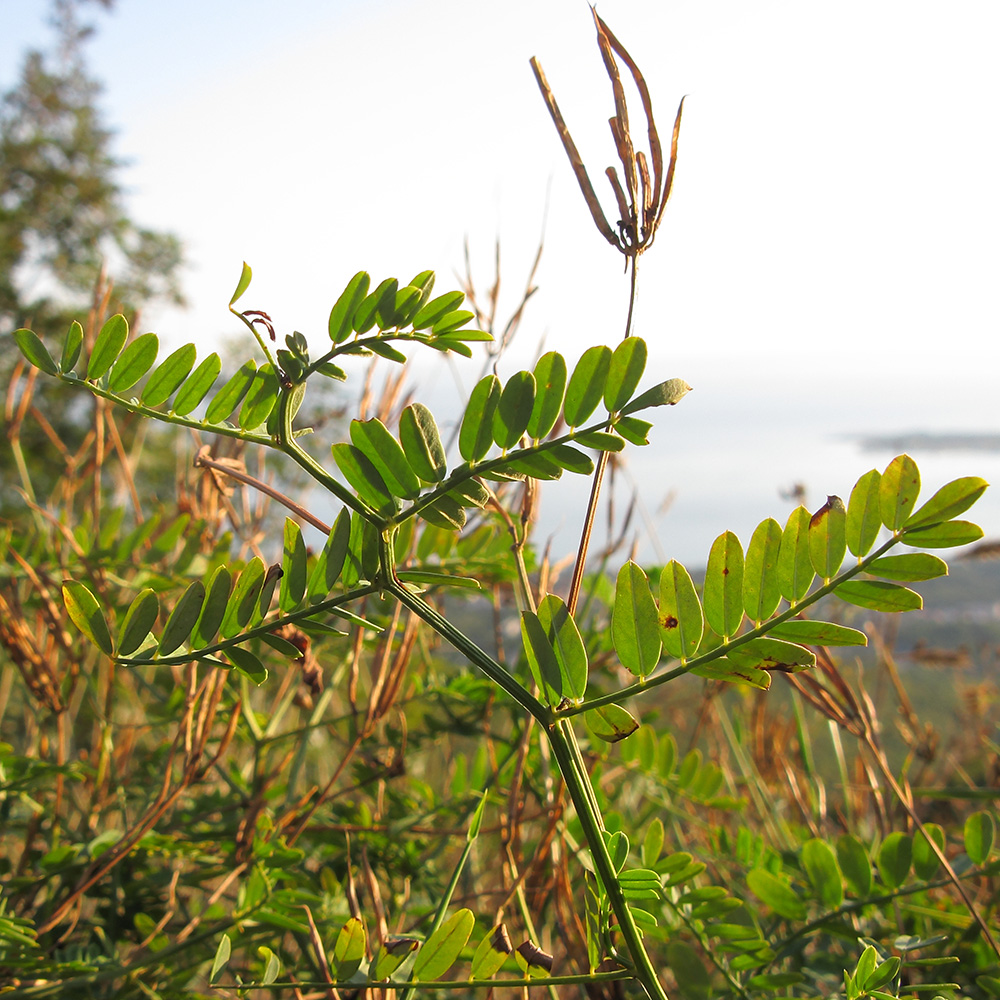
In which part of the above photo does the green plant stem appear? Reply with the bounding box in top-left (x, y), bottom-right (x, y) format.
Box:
top-left (566, 255), bottom-right (639, 615)
top-left (548, 717), bottom-right (669, 1000)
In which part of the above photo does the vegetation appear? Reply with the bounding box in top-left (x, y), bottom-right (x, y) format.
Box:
top-left (2, 9), bottom-right (998, 1000)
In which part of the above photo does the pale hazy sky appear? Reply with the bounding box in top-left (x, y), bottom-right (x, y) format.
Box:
top-left (5, 0), bottom-right (999, 559)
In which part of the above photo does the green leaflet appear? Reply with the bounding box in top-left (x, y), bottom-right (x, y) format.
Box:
top-left (209, 933), bottom-right (231, 984)
top-left (229, 261), bottom-right (252, 306)
top-left (412, 908), bottom-right (474, 981)
top-left (431, 309), bottom-right (476, 335)
top-left (573, 430), bottom-right (625, 451)
top-left (846, 468), bottom-right (882, 556)
top-left (493, 371), bottom-right (535, 450)
top-left (547, 444), bottom-right (593, 475)
top-left (877, 832), bottom-right (912, 888)
top-left (801, 838), bottom-right (844, 909)
top-left (205, 360), bottom-right (257, 423)
top-left (238, 363), bottom-right (279, 429)
top-left (86, 313), bottom-right (128, 380)
top-left (375, 278), bottom-right (401, 329)
top-left (536, 594), bottom-right (588, 701)
top-left (255, 562), bottom-right (281, 623)
top-left (172, 353), bottom-right (221, 415)
top-left (367, 339), bottom-right (407, 363)
top-left (836, 580), bottom-right (922, 613)
top-left (108, 332), bottom-right (158, 393)
top-left (329, 271), bottom-right (370, 343)
top-left (691, 659), bottom-right (770, 690)
top-left (604, 337), bottom-right (647, 412)
top-left (412, 290), bottom-right (464, 331)
top-left (612, 561), bottom-right (661, 677)
top-left (470, 925), bottom-right (512, 980)
top-left (447, 478), bottom-right (489, 508)
top-left (220, 557), bottom-right (265, 638)
top-left (306, 509), bottom-right (351, 603)
top-left (225, 645), bottom-right (267, 685)
top-left (808, 494), bottom-right (846, 580)
top-left (350, 418), bottom-right (421, 500)
top-left (727, 637), bottom-right (815, 672)
top-left (527, 351), bottom-right (567, 439)
top-left (373, 938), bottom-right (419, 981)
top-left (768, 619), bottom-right (867, 646)
top-left (614, 414), bottom-right (652, 446)
top-left (964, 810), bottom-right (995, 865)
top-left (503, 452), bottom-right (563, 480)
top-left (836, 833), bottom-right (873, 897)
top-left (747, 868), bottom-right (806, 920)
top-left (350, 277), bottom-right (394, 334)
top-left (158, 580), bottom-right (206, 655)
top-left (586, 703), bottom-right (639, 742)
top-left (117, 589), bottom-right (159, 657)
top-left (642, 817), bottom-right (665, 867)
top-left (880, 454), bottom-right (920, 530)
top-left (520, 610), bottom-right (563, 705)
top-left (901, 519), bottom-right (983, 548)
top-left (341, 512), bottom-right (378, 587)
top-left (743, 517), bottom-right (782, 623)
top-left (331, 443), bottom-right (399, 515)
top-left (563, 345), bottom-right (611, 426)
top-left (62, 581), bottom-right (114, 655)
top-left (912, 823), bottom-right (945, 880)
top-left (61, 320), bottom-right (84, 372)
top-left (867, 552), bottom-right (948, 581)
top-left (193, 567), bottom-right (231, 647)
top-left (658, 560), bottom-right (704, 661)
top-left (703, 531), bottom-right (744, 640)
top-left (459, 375), bottom-right (501, 463)
top-left (420, 495), bottom-right (467, 530)
top-left (905, 475), bottom-right (989, 528)
top-left (514, 940), bottom-right (553, 978)
top-left (388, 285), bottom-right (423, 328)
top-left (331, 917), bottom-right (366, 980)
top-left (279, 519), bottom-right (307, 612)
top-left (777, 506), bottom-right (814, 603)
top-left (399, 403), bottom-right (447, 483)
top-left (619, 377), bottom-right (691, 415)
top-left (141, 343), bottom-right (197, 406)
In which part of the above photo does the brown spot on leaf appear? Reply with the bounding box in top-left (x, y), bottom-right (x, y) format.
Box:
top-left (661, 615), bottom-right (678, 630)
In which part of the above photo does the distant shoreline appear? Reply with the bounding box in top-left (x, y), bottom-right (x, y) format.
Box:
top-left (849, 432), bottom-right (1000, 453)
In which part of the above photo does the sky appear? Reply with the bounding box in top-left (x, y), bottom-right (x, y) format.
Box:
top-left (4, 0), bottom-right (999, 562)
